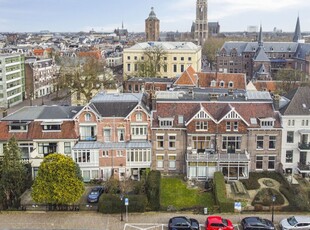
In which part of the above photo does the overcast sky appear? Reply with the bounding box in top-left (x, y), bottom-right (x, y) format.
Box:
top-left (0, 0), bottom-right (309, 33)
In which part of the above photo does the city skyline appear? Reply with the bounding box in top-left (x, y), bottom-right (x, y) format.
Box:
top-left (0, 0), bottom-right (310, 33)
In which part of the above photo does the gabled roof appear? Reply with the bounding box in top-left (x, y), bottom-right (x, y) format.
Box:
top-left (252, 81), bottom-right (279, 92)
top-left (280, 86), bottom-right (310, 115)
top-left (174, 65), bottom-right (197, 86)
top-left (253, 47), bottom-right (270, 62)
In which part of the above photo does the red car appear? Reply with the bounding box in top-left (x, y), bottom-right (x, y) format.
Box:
top-left (205, 216), bottom-right (234, 230)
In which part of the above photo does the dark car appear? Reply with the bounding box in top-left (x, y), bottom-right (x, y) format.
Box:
top-left (241, 217), bottom-right (275, 230)
top-left (87, 186), bottom-right (104, 203)
top-left (168, 216), bottom-right (200, 230)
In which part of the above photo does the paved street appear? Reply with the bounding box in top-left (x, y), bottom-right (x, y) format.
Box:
top-left (0, 211), bottom-right (305, 230)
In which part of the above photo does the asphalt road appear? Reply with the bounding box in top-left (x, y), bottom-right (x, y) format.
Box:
top-left (0, 211), bottom-right (305, 230)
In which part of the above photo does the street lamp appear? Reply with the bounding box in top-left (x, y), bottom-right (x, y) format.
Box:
top-left (271, 195), bottom-right (276, 223)
top-left (120, 194), bottom-right (124, 221)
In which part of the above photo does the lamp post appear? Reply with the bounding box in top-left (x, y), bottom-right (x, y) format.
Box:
top-left (271, 195), bottom-right (276, 223)
top-left (120, 194), bottom-right (124, 221)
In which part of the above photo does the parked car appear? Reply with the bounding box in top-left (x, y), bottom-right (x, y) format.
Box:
top-left (241, 216), bottom-right (275, 230)
top-left (205, 216), bottom-right (233, 230)
top-left (280, 216), bottom-right (310, 230)
top-left (168, 216), bottom-right (200, 230)
top-left (87, 186), bottom-right (104, 203)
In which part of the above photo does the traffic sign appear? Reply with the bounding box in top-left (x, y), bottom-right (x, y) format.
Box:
top-left (125, 198), bottom-right (129, 206)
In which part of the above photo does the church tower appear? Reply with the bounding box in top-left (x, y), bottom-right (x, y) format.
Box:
top-left (195, 0), bottom-right (208, 45)
top-left (145, 7), bottom-right (160, 42)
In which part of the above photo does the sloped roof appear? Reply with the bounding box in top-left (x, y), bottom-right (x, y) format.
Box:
top-left (253, 81), bottom-right (279, 92)
top-left (196, 72), bottom-right (246, 89)
top-left (280, 86), bottom-right (310, 115)
top-left (254, 47), bottom-right (270, 62)
top-left (153, 101), bottom-right (280, 128)
top-left (89, 102), bottom-right (138, 117)
top-left (174, 65), bottom-right (197, 86)
top-left (1, 106), bottom-right (83, 121)
top-left (0, 121), bottom-right (78, 141)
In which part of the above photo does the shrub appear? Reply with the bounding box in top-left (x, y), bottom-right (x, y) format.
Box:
top-left (146, 170), bottom-right (161, 211)
top-left (213, 172), bottom-right (234, 213)
top-left (98, 194), bottom-right (147, 213)
top-left (280, 185), bottom-right (310, 212)
top-left (252, 188), bottom-right (284, 206)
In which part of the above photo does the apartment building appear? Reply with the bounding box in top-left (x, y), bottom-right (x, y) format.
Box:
top-left (151, 90), bottom-right (282, 180)
top-left (0, 105), bottom-right (83, 178)
top-left (0, 53), bottom-right (25, 108)
top-left (279, 87), bottom-right (310, 176)
top-left (24, 58), bottom-right (58, 100)
top-left (72, 92), bottom-right (152, 181)
top-left (123, 42), bottom-right (201, 79)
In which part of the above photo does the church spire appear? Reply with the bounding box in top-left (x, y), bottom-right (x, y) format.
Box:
top-left (293, 16), bottom-right (302, 42)
top-left (258, 24), bottom-right (263, 47)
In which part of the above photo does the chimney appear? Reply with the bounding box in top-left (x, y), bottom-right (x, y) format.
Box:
top-left (273, 94), bottom-right (280, 110)
top-left (2, 109), bottom-right (7, 118)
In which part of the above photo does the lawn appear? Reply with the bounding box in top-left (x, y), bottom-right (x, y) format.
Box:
top-left (160, 177), bottom-right (214, 210)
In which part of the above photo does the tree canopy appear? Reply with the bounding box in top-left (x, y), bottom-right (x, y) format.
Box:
top-left (274, 68), bottom-right (309, 95)
top-left (202, 37), bottom-right (227, 70)
top-left (133, 45), bottom-right (167, 78)
top-left (0, 136), bottom-right (28, 209)
top-left (57, 56), bottom-right (116, 103)
top-left (31, 154), bottom-right (84, 205)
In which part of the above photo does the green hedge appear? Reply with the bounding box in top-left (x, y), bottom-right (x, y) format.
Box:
top-left (213, 172), bottom-right (234, 213)
top-left (240, 171), bottom-right (288, 190)
top-left (146, 170), bottom-right (161, 211)
top-left (280, 185), bottom-right (310, 212)
top-left (98, 194), bottom-right (147, 213)
top-left (252, 188), bottom-right (284, 206)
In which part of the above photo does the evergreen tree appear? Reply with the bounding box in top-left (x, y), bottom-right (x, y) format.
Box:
top-left (31, 154), bottom-right (84, 205)
top-left (0, 137), bottom-right (27, 209)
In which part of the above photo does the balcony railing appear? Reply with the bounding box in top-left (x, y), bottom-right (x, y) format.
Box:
top-left (297, 162), bottom-right (310, 172)
top-left (79, 136), bottom-right (97, 141)
top-left (298, 142), bottom-right (310, 150)
top-left (187, 150), bottom-right (249, 162)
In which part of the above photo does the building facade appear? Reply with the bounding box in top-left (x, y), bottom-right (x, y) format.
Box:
top-left (279, 87), bottom-right (310, 176)
top-left (123, 42), bottom-right (202, 79)
top-left (145, 7), bottom-right (160, 42)
top-left (24, 58), bottom-right (58, 100)
top-left (216, 18), bottom-right (310, 80)
top-left (0, 53), bottom-right (25, 108)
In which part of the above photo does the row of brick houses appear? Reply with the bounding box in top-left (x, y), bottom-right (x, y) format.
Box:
top-left (0, 85), bottom-right (309, 181)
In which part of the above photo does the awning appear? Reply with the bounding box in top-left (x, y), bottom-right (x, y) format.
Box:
top-left (299, 129), bottom-right (310, 134)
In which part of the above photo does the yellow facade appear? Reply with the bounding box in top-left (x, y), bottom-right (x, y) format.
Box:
top-left (123, 42), bottom-right (202, 79)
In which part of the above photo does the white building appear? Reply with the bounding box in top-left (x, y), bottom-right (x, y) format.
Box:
top-left (279, 87), bottom-right (310, 176)
top-left (0, 53), bottom-right (25, 108)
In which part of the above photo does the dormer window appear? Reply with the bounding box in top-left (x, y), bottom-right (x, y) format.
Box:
top-left (41, 122), bottom-right (62, 131)
top-left (228, 81), bottom-right (234, 88)
top-left (210, 80), bottom-right (216, 87)
top-left (260, 118), bottom-right (275, 128)
top-left (159, 117), bottom-right (173, 127)
top-left (9, 121), bottom-right (29, 132)
top-left (219, 81), bottom-right (225, 88)
top-left (85, 113), bottom-right (91, 121)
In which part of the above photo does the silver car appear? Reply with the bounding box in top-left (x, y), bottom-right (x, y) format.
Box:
top-left (280, 216), bottom-right (310, 230)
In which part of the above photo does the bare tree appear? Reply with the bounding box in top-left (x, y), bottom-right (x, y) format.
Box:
top-left (57, 56), bottom-right (116, 103)
top-left (133, 45), bottom-right (167, 78)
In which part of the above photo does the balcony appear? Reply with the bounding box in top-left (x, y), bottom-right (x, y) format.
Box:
top-left (187, 150), bottom-right (249, 163)
top-left (297, 162), bottom-right (310, 173)
top-left (79, 136), bottom-right (97, 141)
top-left (298, 142), bottom-right (310, 150)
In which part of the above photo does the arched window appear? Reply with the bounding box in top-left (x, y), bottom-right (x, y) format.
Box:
top-left (85, 113), bottom-right (91, 121)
